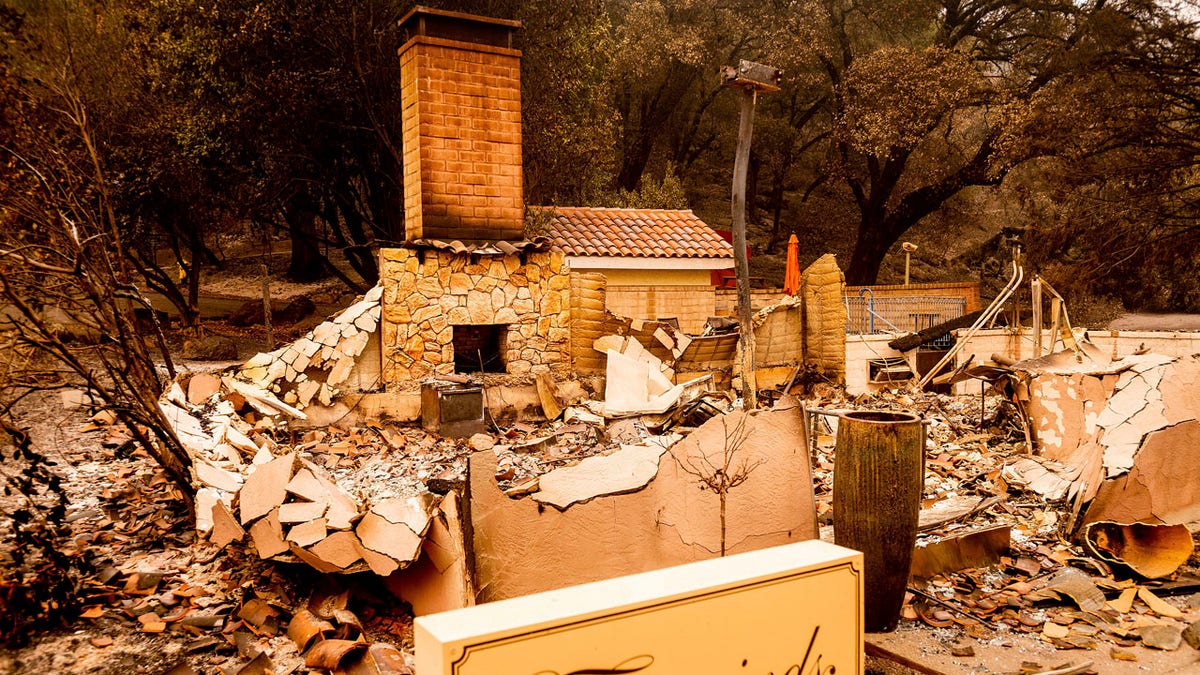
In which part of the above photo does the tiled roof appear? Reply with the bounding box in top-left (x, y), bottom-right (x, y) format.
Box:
top-left (537, 207), bottom-right (733, 259)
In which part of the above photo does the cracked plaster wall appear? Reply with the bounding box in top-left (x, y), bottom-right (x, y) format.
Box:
top-left (1022, 353), bottom-right (1200, 522)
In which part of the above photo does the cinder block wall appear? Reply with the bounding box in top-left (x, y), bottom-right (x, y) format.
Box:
top-left (602, 286), bottom-right (716, 334)
top-left (399, 36), bottom-right (523, 241)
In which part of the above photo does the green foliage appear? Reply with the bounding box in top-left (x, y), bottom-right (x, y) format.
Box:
top-left (604, 163), bottom-right (689, 209)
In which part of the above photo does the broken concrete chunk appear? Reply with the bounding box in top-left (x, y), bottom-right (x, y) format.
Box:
top-left (239, 453), bottom-right (297, 525)
top-left (532, 443), bottom-right (670, 510)
top-left (249, 508), bottom-right (288, 559)
top-left (356, 512), bottom-right (423, 564)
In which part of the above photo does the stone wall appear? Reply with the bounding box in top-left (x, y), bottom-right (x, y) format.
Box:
top-left (379, 248), bottom-right (570, 382)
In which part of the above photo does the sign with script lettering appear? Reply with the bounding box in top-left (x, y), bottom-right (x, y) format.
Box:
top-left (415, 540), bottom-right (863, 674)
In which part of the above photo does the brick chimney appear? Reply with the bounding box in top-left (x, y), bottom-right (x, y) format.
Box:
top-left (398, 7), bottom-right (524, 242)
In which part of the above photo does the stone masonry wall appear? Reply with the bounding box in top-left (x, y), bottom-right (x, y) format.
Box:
top-left (379, 248), bottom-right (570, 382)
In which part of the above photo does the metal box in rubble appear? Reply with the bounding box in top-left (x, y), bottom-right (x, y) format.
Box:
top-left (421, 382), bottom-right (485, 438)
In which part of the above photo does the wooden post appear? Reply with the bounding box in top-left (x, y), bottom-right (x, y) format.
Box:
top-left (262, 231), bottom-right (274, 350)
top-left (722, 60), bottom-right (780, 411)
top-left (1031, 277), bottom-right (1043, 356)
top-left (731, 89), bottom-right (758, 410)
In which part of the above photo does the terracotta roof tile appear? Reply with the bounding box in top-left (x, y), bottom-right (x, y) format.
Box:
top-left (534, 207), bottom-right (733, 259)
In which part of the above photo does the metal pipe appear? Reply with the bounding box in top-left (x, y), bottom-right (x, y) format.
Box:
top-left (915, 253), bottom-right (1024, 390)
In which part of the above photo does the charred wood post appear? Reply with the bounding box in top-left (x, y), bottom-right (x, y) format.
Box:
top-left (721, 60), bottom-right (781, 411)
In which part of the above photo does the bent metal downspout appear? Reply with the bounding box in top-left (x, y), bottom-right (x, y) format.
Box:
top-left (915, 255), bottom-right (1025, 390)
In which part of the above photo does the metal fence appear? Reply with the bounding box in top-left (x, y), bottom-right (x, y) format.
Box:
top-left (844, 292), bottom-right (967, 337)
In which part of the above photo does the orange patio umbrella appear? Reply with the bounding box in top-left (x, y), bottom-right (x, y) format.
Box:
top-left (783, 234), bottom-right (801, 295)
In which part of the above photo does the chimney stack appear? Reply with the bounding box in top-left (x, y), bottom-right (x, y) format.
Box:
top-left (398, 7), bottom-right (524, 243)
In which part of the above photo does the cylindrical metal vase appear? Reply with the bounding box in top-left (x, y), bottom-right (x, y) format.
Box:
top-left (833, 410), bottom-right (924, 632)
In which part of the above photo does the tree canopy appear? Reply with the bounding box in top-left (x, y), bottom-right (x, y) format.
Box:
top-left (1, 0), bottom-right (1197, 310)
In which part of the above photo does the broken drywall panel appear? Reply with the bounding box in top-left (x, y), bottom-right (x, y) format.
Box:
top-left (1083, 420), bottom-right (1200, 526)
top-left (249, 508), bottom-right (288, 559)
top-left (160, 401), bottom-right (217, 455)
top-left (194, 461), bottom-right (243, 493)
top-left (240, 452), bottom-right (297, 525)
top-left (278, 500), bottom-right (328, 523)
top-left (1001, 457), bottom-right (1079, 501)
top-left (535, 372), bottom-right (563, 421)
top-left (468, 403), bottom-right (817, 602)
top-left (211, 500), bottom-right (245, 548)
top-left (1082, 521), bottom-right (1193, 579)
top-left (1097, 363), bottom-right (1169, 477)
top-left (196, 488), bottom-right (220, 533)
top-left (384, 492), bottom-right (473, 616)
top-left (187, 373), bottom-right (222, 406)
top-left (357, 512), bottom-right (424, 564)
top-left (286, 519), bottom-right (327, 548)
top-left (310, 531), bottom-right (364, 570)
top-left (372, 496), bottom-right (435, 536)
top-left (1012, 350), bottom-right (1200, 508)
top-left (532, 442), bottom-right (672, 510)
top-left (603, 349), bottom-right (649, 414)
top-left (224, 377), bottom-right (308, 420)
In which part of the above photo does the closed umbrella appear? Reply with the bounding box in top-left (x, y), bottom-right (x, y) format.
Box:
top-left (783, 234), bottom-right (801, 295)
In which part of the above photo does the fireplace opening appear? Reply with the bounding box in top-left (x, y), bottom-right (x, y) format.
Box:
top-left (453, 324), bottom-right (507, 373)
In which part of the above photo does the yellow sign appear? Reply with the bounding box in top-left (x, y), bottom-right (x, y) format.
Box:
top-left (416, 540), bottom-right (863, 674)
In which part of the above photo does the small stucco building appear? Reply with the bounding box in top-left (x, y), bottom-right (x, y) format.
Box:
top-left (539, 206), bottom-right (734, 333)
